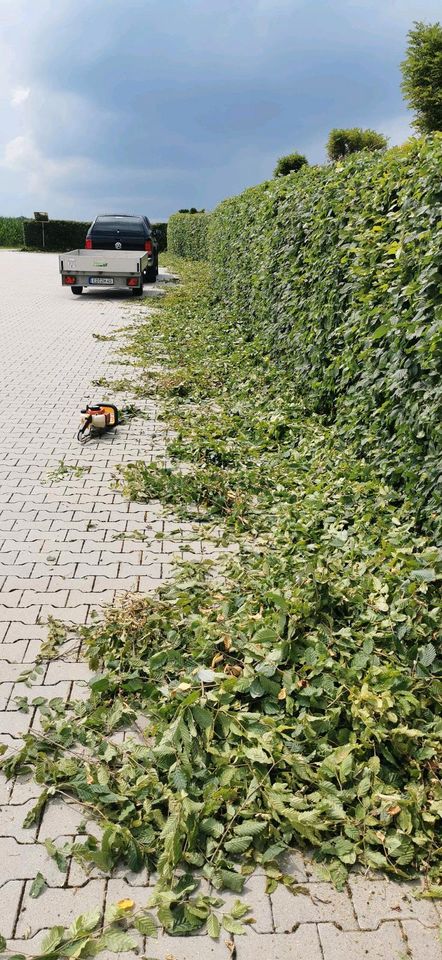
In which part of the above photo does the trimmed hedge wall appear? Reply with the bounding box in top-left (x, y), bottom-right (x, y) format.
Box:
top-left (208, 136), bottom-right (442, 534)
top-left (152, 221), bottom-right (167, 253)
top-left (0, 216), bottom-right (25, 247)
top-left (168, 212), bottom-right (209, 260)
top-left (23, 219), bottom-right (91, 251)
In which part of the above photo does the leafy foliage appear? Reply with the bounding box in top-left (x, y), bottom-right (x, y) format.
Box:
top-left (274, 153), bottom-right (308, 177)
top-left (168, 212), bottom-right (210, 260)
top-left (401, 21), bottom-right (442, 133)
top-left (326, 127), bottom-right (388, 159)
top-left (208, 137), bottom-right (442, 537)
top-left (0, 216), bottom-right (25, 247)
top-left (23, 218), bottom-right (91, 252)
top-left (4, 257), bottom-right (441, 930)
top-left (0, 901), bottom-right (160, 960)
top-left (29, 873), bottom-right (47, 898)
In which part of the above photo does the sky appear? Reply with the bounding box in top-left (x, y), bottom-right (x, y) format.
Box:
top-left (0, 0), bottom-right (440, 222)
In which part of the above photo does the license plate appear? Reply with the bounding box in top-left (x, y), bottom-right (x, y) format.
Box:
top-left (89, 276), bottom-right (114, 285)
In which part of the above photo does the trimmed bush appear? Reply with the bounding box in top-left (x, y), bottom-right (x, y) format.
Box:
top-left (168, 212), bottom-right (210, 260)
top-left (152, 221), bottom-right (167, 252)
top-left (274, 152), bottom-right (308, 177)
top-left (23, 218), bottom-right (91, 252)
top-left (327, 127), bottom-right (388, 160)
top-left (0, 216), bottom-right (25, 247)
top-left (209, 136), bottom-right (442, 534)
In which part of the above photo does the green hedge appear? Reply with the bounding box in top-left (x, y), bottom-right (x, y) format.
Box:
top-left (209, 136), bottom-right (442, 534)
top-left (152, 221), bottom-right (167, 253)
top-left (168, 212), bottom-right (210, 260)
top-left (0, 216), bottom-right (25, 247)
top-left (23, 219), bottom-right (91, 251)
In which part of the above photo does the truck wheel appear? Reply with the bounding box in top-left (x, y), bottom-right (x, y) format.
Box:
top-left (71, 286), bottom-right (83, 295)
top-left (144, 265), bottom-right (156, 283)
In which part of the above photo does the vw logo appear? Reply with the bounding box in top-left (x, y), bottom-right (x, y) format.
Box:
top-left (115, 241), bottom-right (122, 250)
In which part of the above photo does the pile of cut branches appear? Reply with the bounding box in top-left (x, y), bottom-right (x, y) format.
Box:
top-left (3, 259), bottom-right (441, 940)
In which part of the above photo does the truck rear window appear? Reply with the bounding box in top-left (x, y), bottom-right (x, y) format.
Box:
top-left (93, 217), bottom-right (144, 235)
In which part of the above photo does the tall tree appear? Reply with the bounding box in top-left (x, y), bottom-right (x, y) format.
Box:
top-left (401, 21), bottom-right (442, 133)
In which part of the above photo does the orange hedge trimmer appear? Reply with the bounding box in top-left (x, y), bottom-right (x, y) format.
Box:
top-left (77, 403), bottom-right (119, 443)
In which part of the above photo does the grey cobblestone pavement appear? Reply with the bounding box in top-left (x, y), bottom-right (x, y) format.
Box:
top-left (0, 251), bottom-right (440, 959)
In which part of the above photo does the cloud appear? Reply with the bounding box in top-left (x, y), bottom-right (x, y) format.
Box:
top-left (0, 0), bottom-right (440, 219)
top-left (11, 86), bottom-right (30, 106)
top-left (2, 134), bottom-right (101, 196)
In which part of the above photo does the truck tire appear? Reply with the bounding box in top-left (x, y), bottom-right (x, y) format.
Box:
top-left (71, 286), bottom-right (83, 295)
top-left (144, 265), bottom-right (156, 283)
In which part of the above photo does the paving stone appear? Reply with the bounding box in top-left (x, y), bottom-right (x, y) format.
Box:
top-left (0, 683), bottom-right (13, 709)
top-left (39, 604), bottom-right (90, 624)
top-left (106, 879), bottom-right (152, 911)
top-left (0, 732), bottom-right (23, 758)
top-left (402, 920), bottom-right (442, 959)
top-left (152, 934), bottom-right (233, 959)
top-left (16, 879), bottom-right (106, 936)
top-left (7, 681), bottom-right (70, 708)
top-left (19, 591), bottom-right (69, 607)
top-left (9, 776), bottom-right (43, 803)
top-left (0, 775), bottom-right (12, 803)
top-left (0, 640), bottom-right (30, 662)
top-left (0, 606), bottom-right (41, 624)
top-left (276, 850), bottom-right (309, 881)
top-left (0, 662), bottom-right (42, 682)
top-left (0, 880), bottom-right (25, 938)
top-left (3, 578), bottom-right (51, 593)
top-left (4, 933), bottom-right (53, 955)
top-left (110, 864), bottom-right (150, 886)
top-left (217, 873), bottom-right (273, 933)
top-left (0, 836), bottom-right (66, 886)
top-left (349, 876), bottom-right (439, 930)
top-left (4, 623), bottom-right (46, 642)
top-left (318, 921), bottom-right (406, 959)
top-left (236, 927), bottom-right (323, 960)
top-left (70, 680), bottom-right (91, 701)
top-left (0, 711), bottom-right (31, 736)
top-left (21, 640), bottom-right (45, 663)
top-left (0, 799), bottom-right (40, 841)
top-left (271, 881), bottom-right (355, 932)
top-left (38, 798), bottom-right (97, 841)
top-left (44, 661), bottom-right (93, 684)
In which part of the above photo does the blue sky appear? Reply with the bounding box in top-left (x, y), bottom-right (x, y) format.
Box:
top-left (0, 0), bottom-right (440, 221)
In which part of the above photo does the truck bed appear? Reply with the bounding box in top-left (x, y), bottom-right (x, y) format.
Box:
top-left (59, 249), bottom-right (149, 275)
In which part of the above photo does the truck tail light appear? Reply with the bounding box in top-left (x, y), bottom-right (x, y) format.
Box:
top-left (127, 277), bottom-right (139, 287)
top-left (144, 239), bottom-right (153, 253)
top-left (65, 275), bottom-right (76, 285)
top-left (85, 238), bottom-right (92, 249)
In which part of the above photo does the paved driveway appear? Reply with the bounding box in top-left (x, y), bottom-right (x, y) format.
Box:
top-left (0, 251), bottom-right (440, 959)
